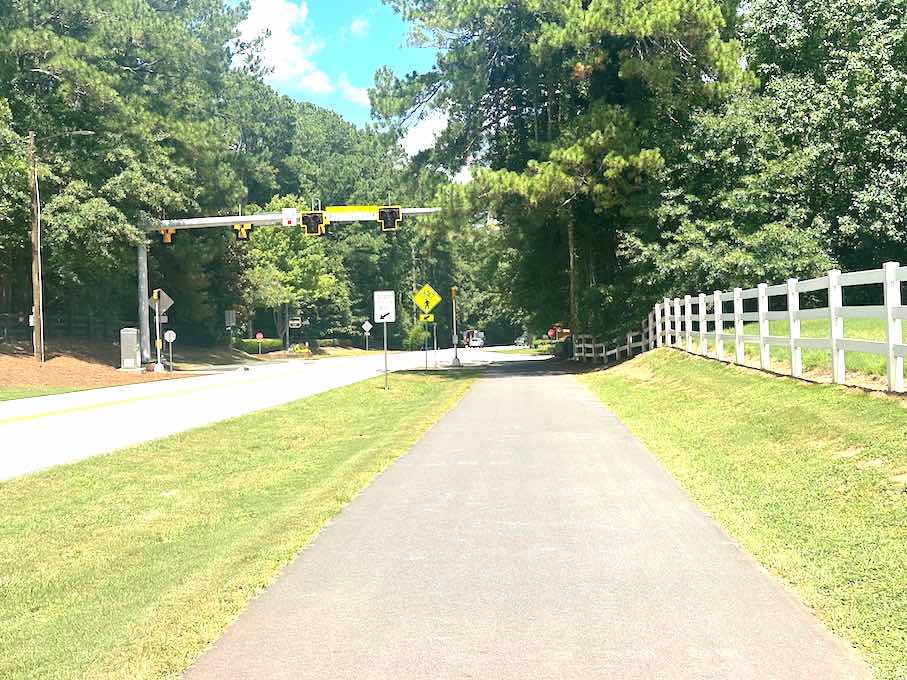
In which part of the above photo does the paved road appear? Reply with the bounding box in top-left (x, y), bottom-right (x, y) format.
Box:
top-left (184, 362), bottom-right (868, 679)
top-left (0, 347), bottom-right (526, 481)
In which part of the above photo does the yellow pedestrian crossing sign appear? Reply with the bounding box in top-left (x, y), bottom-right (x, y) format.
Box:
top-left (412, 283), bottom-right (442, 314)
top-left (419, 313), bottom-right (435, 323)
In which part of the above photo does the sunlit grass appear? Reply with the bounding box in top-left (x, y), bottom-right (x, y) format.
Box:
top-left (0, 371), bottom-right (476, 680)
top-left (0, 386), bottom-right (81, 401)
top-left (582, 350), bottom-right (907, 679)
top-left (679, 318), bottom-right (906, 378)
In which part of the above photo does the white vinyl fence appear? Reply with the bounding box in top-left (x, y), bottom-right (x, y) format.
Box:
top-left (575, 261), bottom-right (907, 393)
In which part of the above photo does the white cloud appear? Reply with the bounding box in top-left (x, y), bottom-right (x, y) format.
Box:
top-left (350, 18), bottom-right (368, 37)
top-left (239, 0), bottom-right (334, 94)
top-left (401, 110), bottom-right (448, 156)
top-left (339, 75), bottom-right (370, 107)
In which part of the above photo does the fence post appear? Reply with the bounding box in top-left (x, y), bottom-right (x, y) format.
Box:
top-left (697, 293), bottom-right (707, 354)
top-left (713, 290), bottom-right (724, 361)
top-left (787, 278), bottom-right (802, 378)
top-left (673, 298), bottom-right (681, 347)
top-left (883, 261), bottom-right (904, 393)
top-left (626, 331), bottom-right (633, 358)
top-left (733, 288), bottom-right (744, 364)
top-left (655, 304), bottom-right (663, 347)
top-left (647, 313), bottom-right (654, 351)
top-left (828, 269), bottom-right (845, 384)
top-left (757, 283), bottom-right (770, 369)
top-left (663, 297), bottom-right (672, 346)
top-left (684, 295), bottom-right (693, 352)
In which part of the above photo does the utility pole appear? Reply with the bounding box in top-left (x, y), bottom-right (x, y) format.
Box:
top-left (566, 219), bottom-right (580, 361)
top-left (28, 131), bottom-right (45, 363)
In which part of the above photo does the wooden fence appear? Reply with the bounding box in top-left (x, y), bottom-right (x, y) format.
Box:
top-left (574, 261), bottom-right (907, 393)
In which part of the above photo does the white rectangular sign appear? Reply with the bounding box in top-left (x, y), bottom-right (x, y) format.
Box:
top-left (373, 290), bottom-right (396, 323)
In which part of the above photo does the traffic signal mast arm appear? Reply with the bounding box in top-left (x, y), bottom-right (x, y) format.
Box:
top-left (148, 206), bottom-right (440, 240)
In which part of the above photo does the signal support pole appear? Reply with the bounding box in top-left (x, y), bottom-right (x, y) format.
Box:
top-left (137, 243), bottom-right (151, 363)
top-left (28, 131), bottom-right (45, 363)
top-left (451, 287), bottom-right (461, 367)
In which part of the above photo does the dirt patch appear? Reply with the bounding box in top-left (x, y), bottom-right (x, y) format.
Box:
top-left (832, 447), bottom-right (863, 459)
top-left (0, 354), bottom-right (181, 389)
top-left (855, 458), bottom-right (884, 470)
top-left (608, 360), bottom-right (658, 382)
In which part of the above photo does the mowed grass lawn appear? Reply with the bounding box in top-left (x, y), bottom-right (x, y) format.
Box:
top-left (582, 350), bottom-right (907, 679)
top-left (692, 317), bottom-right (907, 378)
top-left (0, 371), bottom-right (475, 680)
top-left (0, 386), bottom-right (81, 401)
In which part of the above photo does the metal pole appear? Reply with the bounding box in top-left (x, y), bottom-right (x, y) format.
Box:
top-left (383, 321), bottom-right (388, 390)
top-left (168, 341), bottom-right (173, 372)
top-left (433, 323), bottom-right (438, 368)
top-left (28, 131), bottom-right (45, 363)
top-left (425, 325), bottom-right (428, 371)
top-left (451, 292), bottom-right (461, 367)
top-left (365, 332), bottom-right (369, 351)
top-left (155, 298), bottom-right (162, 369)
top-left (137, 243), bottom-right (151, 363)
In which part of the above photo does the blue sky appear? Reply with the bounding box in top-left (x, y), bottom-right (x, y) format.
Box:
top-left (239, 0), bottom-right (438, 127)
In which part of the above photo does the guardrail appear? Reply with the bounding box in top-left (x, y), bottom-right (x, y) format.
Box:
top-left (576, 261), bottom-right (906, 393)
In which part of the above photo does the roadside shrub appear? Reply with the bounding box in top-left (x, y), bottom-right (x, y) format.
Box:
top-left (236, 338), bottom-right (284, 354)
top-left (404, 325), bottom-right (430, 350)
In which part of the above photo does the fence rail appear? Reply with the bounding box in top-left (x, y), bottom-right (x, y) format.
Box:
top-left (575, 261), bottom-right (906, 393)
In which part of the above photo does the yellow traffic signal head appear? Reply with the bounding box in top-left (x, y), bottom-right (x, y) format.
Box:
top-left (233, 223), bottom-right (253, 240)
top-left (301, 211), bottom-right (327, 236)
top-left (378, 206), bottom-right (402, 232)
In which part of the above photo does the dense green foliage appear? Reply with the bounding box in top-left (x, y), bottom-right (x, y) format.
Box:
top-left (2, 0), bottom-right (906, 348)
top-left (376, 0), bottom-right (907, 340)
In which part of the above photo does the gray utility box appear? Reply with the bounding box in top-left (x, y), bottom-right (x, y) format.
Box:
top-left (120, 328), bottom-right (141, 369)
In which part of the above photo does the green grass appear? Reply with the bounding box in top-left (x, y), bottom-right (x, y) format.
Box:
top-left (581, 350), bottom-right (907, 679)
top-left (490, 347), bottom-right (552, 355)
top-left (0, 371), bottom-right (476, 680)
top-left (0, 386), bottom-right (81, 401)
top-left (685, 317), bottom-right (907, 378)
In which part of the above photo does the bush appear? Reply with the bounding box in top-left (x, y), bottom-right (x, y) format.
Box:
top-left (316, 338), bottom-right (354, 348)
top-left (404, 325), bottom-right (430, 350)
top-left (236, 338), bottom-right (284, 354)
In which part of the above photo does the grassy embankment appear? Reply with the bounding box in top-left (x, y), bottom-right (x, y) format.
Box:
top-left (0, 371), bottom-right (476, 680)
top-left (703, 318), bottom-right (907, 377)
top-left (0, 386), bottom-right (80, 401)
top-left (582, 349), bottom-right (907, 679)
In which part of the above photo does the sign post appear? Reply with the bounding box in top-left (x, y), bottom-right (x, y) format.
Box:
top-left (361, 320), bottom-right (373, 351)
top-left (256, 330), bottom-right (264, 354)
top-left (412, 284), bottom-right (442, 373)
top-left (433, 322), bottom-right (438, 368)
top-left (373, 291), bottom-right (396, 390)
top-left (149, 288), bottom-right (174, 373)
top-left (164, 329), bottom-right (176, 372)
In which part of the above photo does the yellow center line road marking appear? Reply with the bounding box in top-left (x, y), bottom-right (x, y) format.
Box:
top-left (0, 371), bottom-right (300, 427)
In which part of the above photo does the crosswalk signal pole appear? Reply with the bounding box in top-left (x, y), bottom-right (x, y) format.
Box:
top-left (451, 286), bottom-right (461, 367)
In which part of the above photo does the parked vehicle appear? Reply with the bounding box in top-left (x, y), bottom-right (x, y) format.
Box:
top-left (463, 329), bottom-right (485, 348)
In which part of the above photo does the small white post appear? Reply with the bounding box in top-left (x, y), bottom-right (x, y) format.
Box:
top-left (757, 283), bottom-right (770, 369)
top-left (714, 290), bottom-right (724, 361)
top-left (590, 336), bottom-right (596, 363)
top-left (664, 297), bottom-right (672, 345)
top-left (626, 332), bottom-right (633, 358)
top-left (883, 262), bottom-right (903, 393)
top-left (787, 278), bottom-right (802, 378)
top-left (828, 269), bottom-right (845, 384)
top-left (684, 295), bottom-right (693, 352)
top-left (674, 297), bottom-right (682, 347)
top-left (655, 304), bottom-right (663, 347)
top-left (648, 311), bottom-right (655, 351)
top-left (733, 287), bottom-right (744, 364)
top-left (695, 293), bottom-right (705, 354)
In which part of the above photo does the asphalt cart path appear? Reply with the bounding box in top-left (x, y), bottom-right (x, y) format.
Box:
top-left (184, 362), bottom-right (869, 680)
